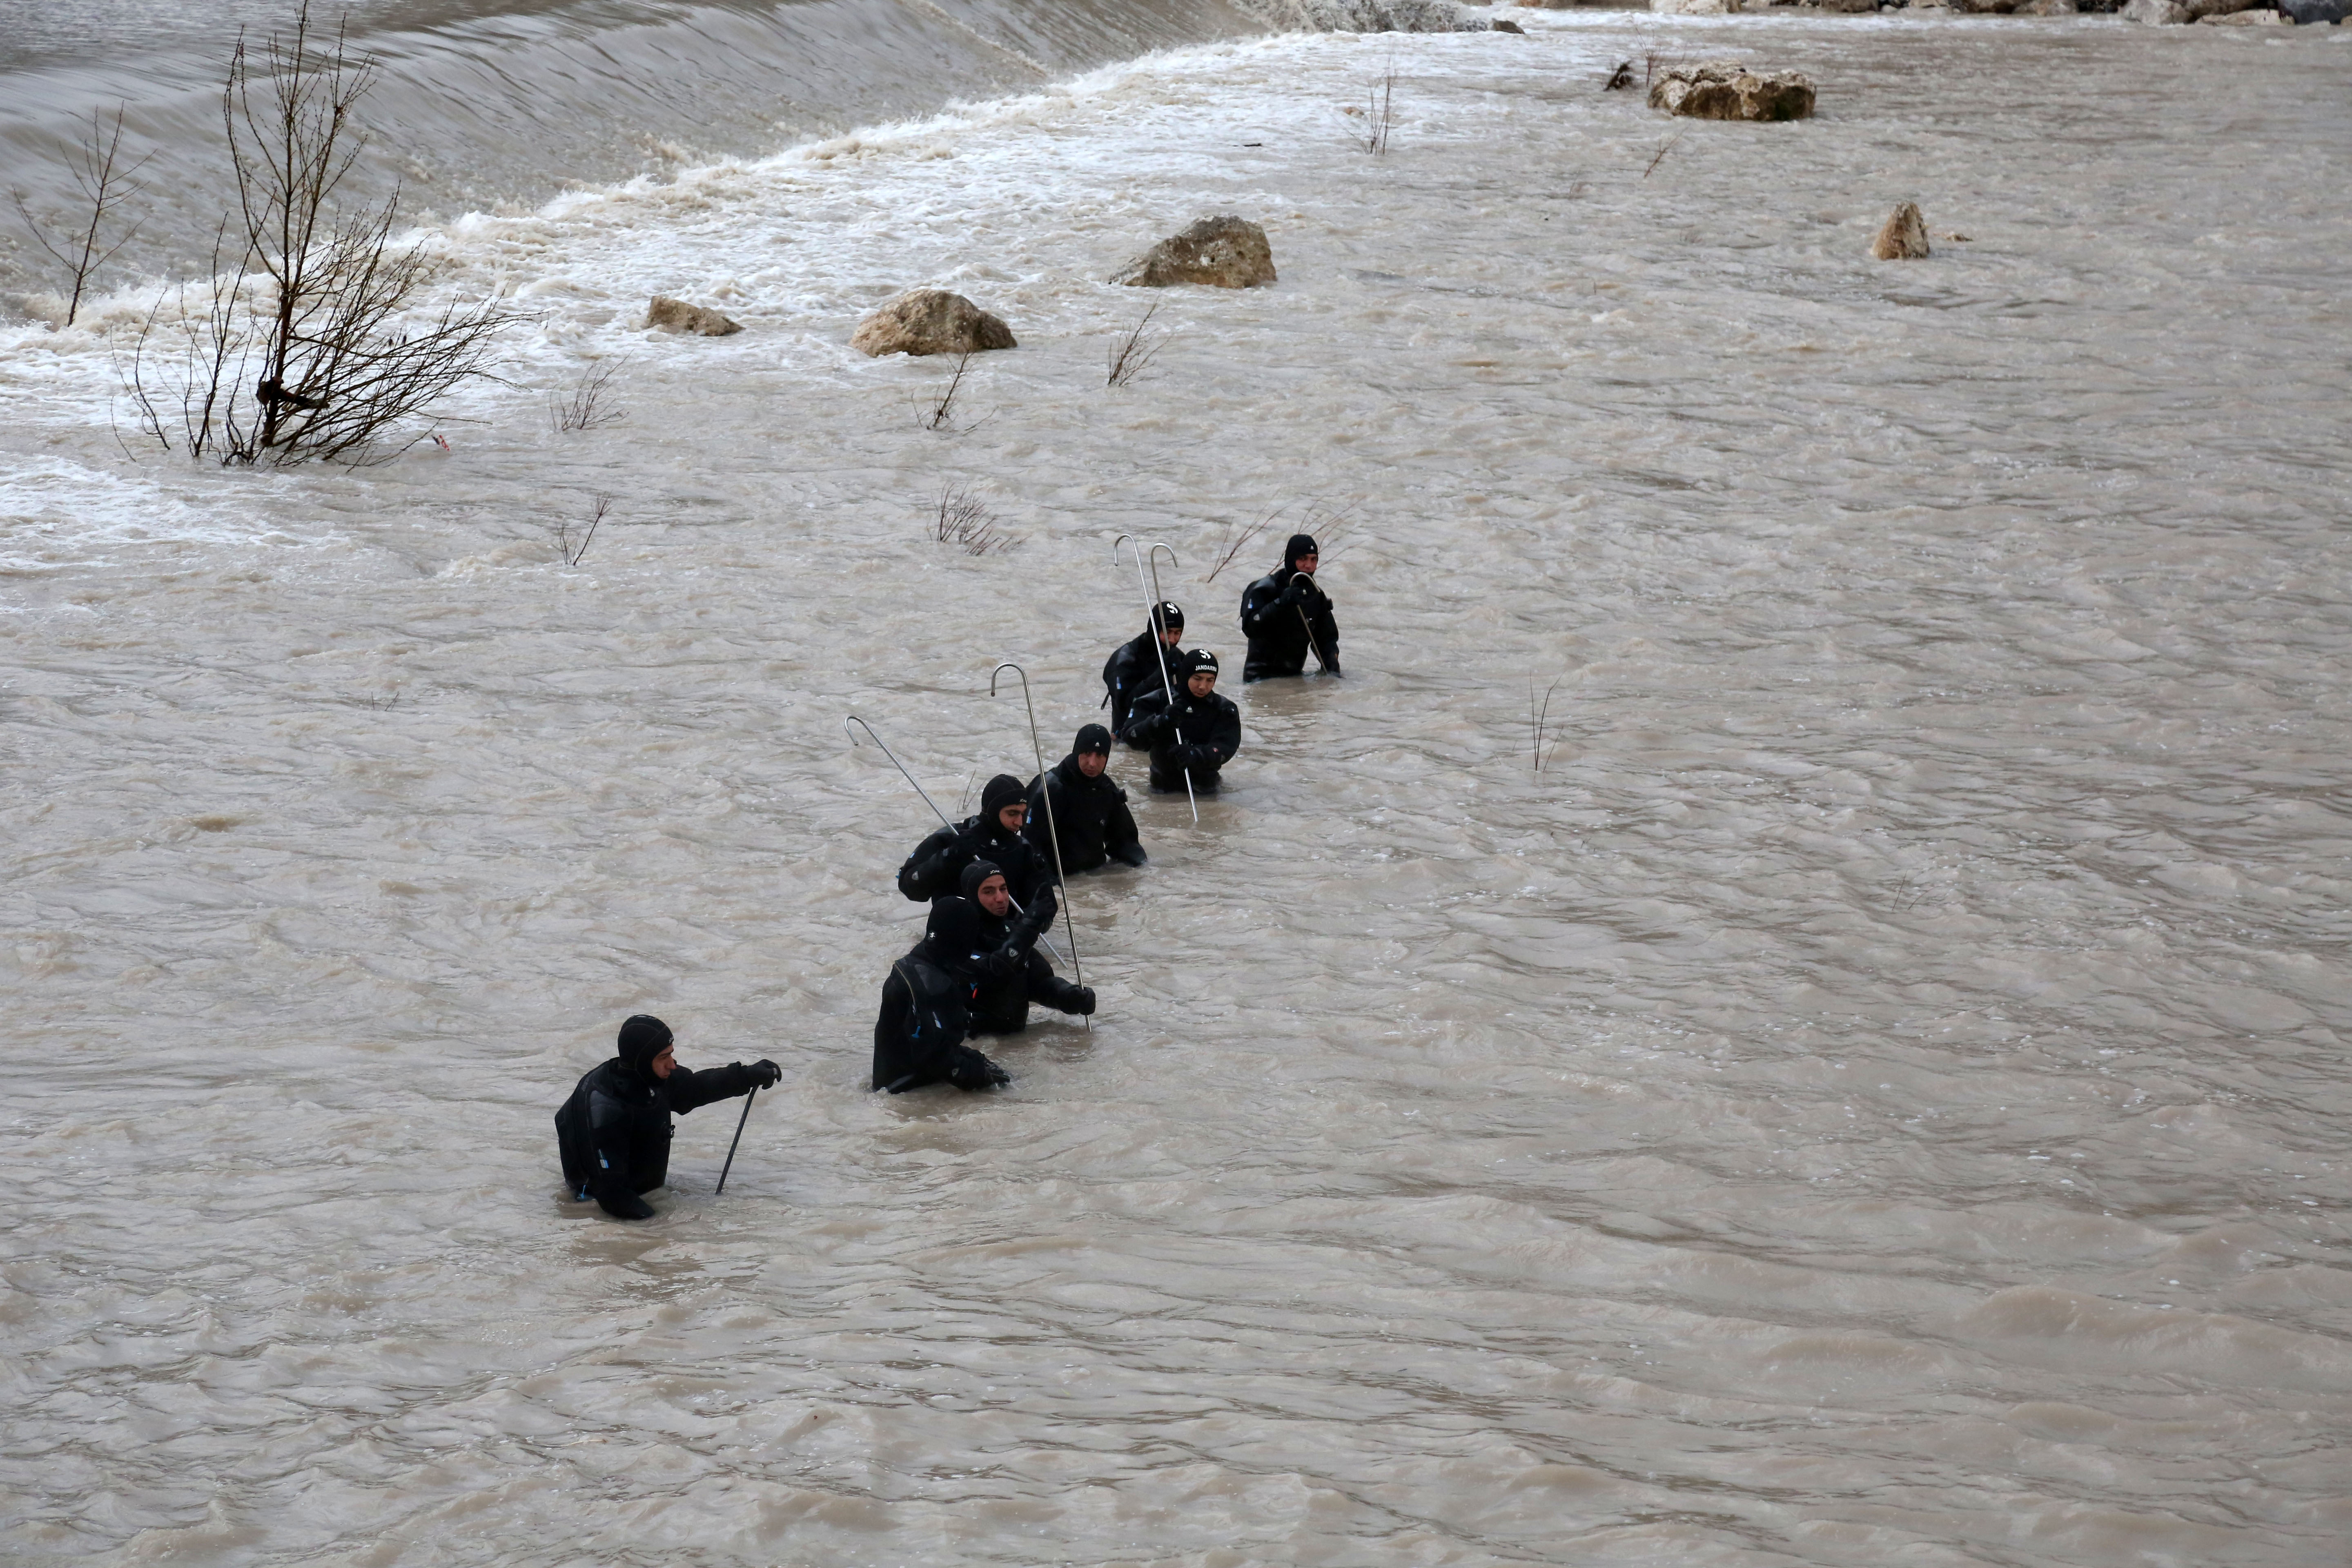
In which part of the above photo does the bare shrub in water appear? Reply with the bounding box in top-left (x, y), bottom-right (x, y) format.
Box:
top-left (1106, 304), bottom-right (1170, 388)
top-left (918, 352), bottom-right (989, 434)
top-left (1528, 678), bottom-right (1564, 774)
top-left (121, 2), bottom-right (511, 465)
top-left (932, 483), bottom-right (1016, 556)
top-left (549, 359), bottom-right (626, 432)
top-left (10, 105), bottom-right (150, 327)
top-left (1358, 65), bottom-right (1399, 156)
top-left (1204, 506), bottom-right (1282, 585)
top-left (554, 494), bottom-right (610, 566)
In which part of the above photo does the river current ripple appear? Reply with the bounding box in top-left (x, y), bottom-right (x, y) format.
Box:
top-left (2, 14), bottom-right (2349, 1566)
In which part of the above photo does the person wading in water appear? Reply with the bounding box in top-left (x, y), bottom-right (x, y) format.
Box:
top-left (1119, 649), bottom-right (1242, 794)
top-left (896, 773), bottom-right (1052, 904)
top-left (555, 1016), bottom-right (779, 1220)
top-left (1102, 601), bottom-right (1186, 732)
top-left (1240, 534), bottom-right (1341, 683)
top-left (1025, 723), bottom-right (1145, 872)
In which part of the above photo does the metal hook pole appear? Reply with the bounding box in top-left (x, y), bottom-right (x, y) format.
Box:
top-left (845, 715), bottom-right (953, 829)
top-left (849, 713), bottom-right (1070, 966)
top-left (1123, 537), bottom-right (1198, 822)
top-left (991, 661), bottom-right (1088, 1031)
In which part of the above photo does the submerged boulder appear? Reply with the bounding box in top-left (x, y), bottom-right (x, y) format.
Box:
top-left (1649, 61), bottom-right (1816, 122)
top-left (1114, 216), bottom-right (1278, 290)
top-left (851, 290), bottom-right (1016, 357)
top-left (644, 296), bottom-right (742, 336)
top-left (2018, 0), bottom-right (2080, 15)
top-left (2201, 5), bottom-right (2284, 18)
top-left (2278, 0), bottom-right (2343, 20)
top-left (2122, 0), bottom-right (2192, 20)
top-left (1870, 202), bottom-right (1932, 261)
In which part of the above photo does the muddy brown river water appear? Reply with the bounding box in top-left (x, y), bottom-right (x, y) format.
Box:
top-left (3, 9), bottom-right (2350, 1565)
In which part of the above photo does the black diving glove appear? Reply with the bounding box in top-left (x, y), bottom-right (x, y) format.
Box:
top-left (946, 1044), bottom-right (1009, 1091)
top-left (750, 1059), bottom-right (782, 1089)
top-left (1123, 712), bottom-right (1169, 746)
top-left (1071, 986), bottom-right (1096, 1016)
top-left (1018, 882), bottom-right (1058, 931)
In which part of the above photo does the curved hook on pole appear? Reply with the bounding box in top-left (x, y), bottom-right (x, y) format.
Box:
top-left (990, 662), bottom-right (1088, 1028)
top-left (1146, 541), bottom-right (1178, 614)
top-left (846, 713), bottom-right (953, 829)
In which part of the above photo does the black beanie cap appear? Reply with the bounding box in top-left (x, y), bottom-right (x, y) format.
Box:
top-left (1283, 533), bottom-right (1320, 567)
top-left (980, 773), bottom-right (1027, 821)
top-left (1151, 601), bottom-right (1185, 633)
top-left (1075, 723), bottom-right (1114, 755)
top-left (1187, 648), bottom-right (1220, 678)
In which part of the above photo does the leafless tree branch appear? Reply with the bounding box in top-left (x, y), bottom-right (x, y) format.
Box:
top-left (11, 103), bottom-right (150, 326)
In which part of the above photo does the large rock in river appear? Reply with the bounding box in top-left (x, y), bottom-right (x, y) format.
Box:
top-left (851, 290), bottom-right (1017, 357)
top-left (2122, 0), bottom-right (2192, 20)
top-left (645, 296), bottom-right (742, 336)
top-left (1649, 61), bottom-right (1816, 122)
top-left (1870, 202), bottom-right (1932, 261)
top-left (1114, 216), bottom-right (1277, 290)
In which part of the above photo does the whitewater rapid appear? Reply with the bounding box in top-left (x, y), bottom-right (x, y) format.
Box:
top-left (4, 10), bottom-right (2351, 1566)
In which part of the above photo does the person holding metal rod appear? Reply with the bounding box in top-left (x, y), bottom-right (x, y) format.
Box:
top-left (895, 773), bottom-right (1053, 904)
top-left (1102, 601), bottom-right (1186, 733)
top-left (1119, 649), bottom-right (1243, 794)
top-left (555, 1016), bottom-right (780, 1220)
top-left (1239, 533), bottom-right (1341, 683)
top-left (1024, 723), bottom-right (1146, 873)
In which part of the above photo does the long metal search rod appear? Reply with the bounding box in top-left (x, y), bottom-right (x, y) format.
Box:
top-left (991, 662), bottom-right (1088, 1032)
top-left (845, 713), bottom-right (1070, 965)
top-left (845, 715), bottom-right (953, 830)
top-left (1113, 535), bottom-right (1198, 822)
top-left (715, 1085), bottom-right (757, 1194)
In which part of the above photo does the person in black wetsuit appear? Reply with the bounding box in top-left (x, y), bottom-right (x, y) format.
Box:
top-left (1118, 648), bottom-right (1243, 794)
top-left (1024, 723), bottom-right (1145, 873)
top-left (1102, 601), bottom-right (1186, 732)
top-left (870, 946), bottom-right (1007, 1095)
top-left (555, 1015), bottom-right (780, 1219)
top-left (917, 859), bottom-right (1093, 1036)
top-left (1240, 533), bottom-right (1341, 682)
top-left (896, 773), bottom-right (1052, 904)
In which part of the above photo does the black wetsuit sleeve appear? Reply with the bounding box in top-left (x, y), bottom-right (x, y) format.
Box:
top-left (1105, 790), bottom-right (1140, 856)
top-left (1305, 585), bottom-right (1339, 673)
top-left (662, 1062), bottom-right (760, 1115)
top-left (897, 822), bottom-right (969, 902)
top-left (1198, 701), bottom-right (1242, 767)
top-left (1119, 688), bottom-right (1172, 747)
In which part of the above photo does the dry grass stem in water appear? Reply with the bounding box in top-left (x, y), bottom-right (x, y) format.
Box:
top-left (555, 494), bottom-right (610, 566)
top-left (1359, 64), bottom-right (1398, 156)
top-left (11, 104), bottom-right (149, 327)
top-left (1528, 679), bottom-right (1564, 774)
top-left (1106, 304), bottom-right (1170, 389)
top-left (1204, 506), bottom-right (1285, 585)
top-left (932, 483), bottom-right (1016, 557)
top-left (1644, 132), bottom-right (1685, 180)
top-left (118, 2), bottom-right (511, 466)
top-left (549, 359), bottom-right (626, 432)
top-left (919, 351), bottom-right (986, 433)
